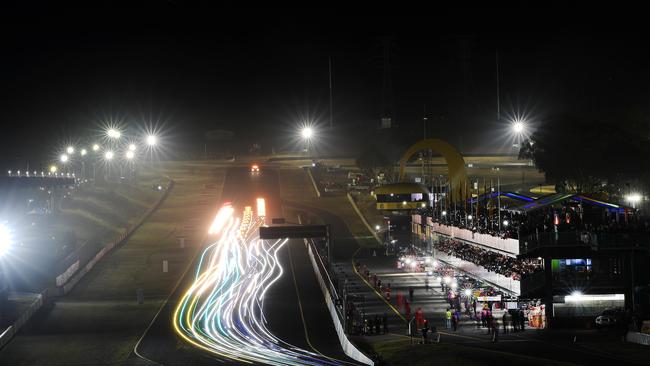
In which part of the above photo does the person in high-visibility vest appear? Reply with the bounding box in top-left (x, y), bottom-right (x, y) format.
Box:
top-left (445, 309), bottom-right (452, 329)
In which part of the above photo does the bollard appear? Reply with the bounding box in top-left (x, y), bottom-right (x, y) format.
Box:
top-left (163, 260), bottom-right (168, 273)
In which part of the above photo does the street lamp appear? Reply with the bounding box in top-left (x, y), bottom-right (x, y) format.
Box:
top-left (105, 151), bottom-right (114, 182)
top-left (60, 153), bottom-right (69, 173)
top-left (625, 193), bottom-right (642, 209)
top-left (107, 128), bottom-right (121, 139)
top-left (146, 135), bottom-right (157, 146)
top-left (301, 127), bottom-right (313, 140)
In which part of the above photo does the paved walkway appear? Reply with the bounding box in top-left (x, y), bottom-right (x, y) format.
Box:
top-left (338, 253), bottom-right (538, 342)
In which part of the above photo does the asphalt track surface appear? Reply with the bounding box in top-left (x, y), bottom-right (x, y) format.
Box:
top-left (133, 167), bottom-right (359, 365)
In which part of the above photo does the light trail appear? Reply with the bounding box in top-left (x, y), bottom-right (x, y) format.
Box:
top-left (173, 203), bottom-right (344, 365)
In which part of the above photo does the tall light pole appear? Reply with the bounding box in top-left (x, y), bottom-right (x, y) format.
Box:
top-left (80, 148), bottom-right (87, 180)
top-left (92, 144), bottom-right (100, 184)
top-left (60, 154), bottom-right (69, 174)
top-left (301, 126), bottom-right (313, 158)
top-left (104, 151), bottom-right (114, 182)
top-left (125, 150), bottom-right (135, 181)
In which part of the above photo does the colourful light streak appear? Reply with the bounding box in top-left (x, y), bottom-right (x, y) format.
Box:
top-left (174, 203), bottom-right (344, 365)
top-left (257, 197), bottom-right (266, 218)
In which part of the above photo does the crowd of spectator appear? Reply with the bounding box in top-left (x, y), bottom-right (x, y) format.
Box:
top-left (419, 199), bottom-right (650, 243)
top-left (434, 238), bottom-right (542, 280)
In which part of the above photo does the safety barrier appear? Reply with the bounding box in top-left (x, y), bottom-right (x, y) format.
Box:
top-left (0, 290), bottom-right (47, 349)
top-left (303, 239), bottom-right (374, 365)
top-left (59, 178), bottom-right (174, 295)
top-left (307, 168), bottom-right (321, 197)
top-left (347, 193), bottom-right (382, 245)
top-left (55, 260), bottom-right (79, 287)
top-left (626, 331), bottom-right (650, 346)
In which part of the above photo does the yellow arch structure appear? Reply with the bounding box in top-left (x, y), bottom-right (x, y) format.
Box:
top-left (398, 138), bottom-right (469, 202)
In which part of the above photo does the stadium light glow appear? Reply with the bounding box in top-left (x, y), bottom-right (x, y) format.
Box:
top-left (49, 165), bottom-right (57, 173)
top-left (80, 148), bottom-right (87, 156)
top-left (146, 135), bottom-right (157, 146)
top-left (66, 146), bottom-right (75, 154)
top-left (126, 151), bottom-right (135, 159)
top-left (60, 154), bottom-right (69, 163)
top-left (464, 289), bottom-right (472, 296)
top-left (104, 151), bottom-right (114, 160)
top-left (513, 120), bottom-right (525, 134)
top-left (128, 144), bottom-right (136, 152)
top-left (625, 193), bottom-right (642, 204)
top-left (565, 293), bottom-right (624, 303)
top-left (375, 225), bottom-right (381, 231)
top-left (92, 144), bottom-right (100, 151)
top-left (0, 224), bottom-right (13, 257)
top-left (301, 127), bottom-right (313, 140)
top-left (107, 128), bottom-right (121, 139)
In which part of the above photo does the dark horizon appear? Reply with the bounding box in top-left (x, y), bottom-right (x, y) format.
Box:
top-left (2, 5), bottom-right (649, 168)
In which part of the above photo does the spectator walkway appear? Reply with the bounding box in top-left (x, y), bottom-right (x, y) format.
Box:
top-left (340, 252), bottom-right (536, 343)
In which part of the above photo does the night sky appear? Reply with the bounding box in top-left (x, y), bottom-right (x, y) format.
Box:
top-left (1, 4), bottom-right (648, 168)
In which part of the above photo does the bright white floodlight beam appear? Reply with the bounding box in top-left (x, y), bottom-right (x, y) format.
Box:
top-left (126, 151), bottom-right (135, 159)
top-left (66, 146), bottom-right (75, 154)
top-left (80, 149), bottom-right (87, 156)
top-left (105, 151), bottom-right (114, 160)
top-left (625, 194), bottom-right (642, 204)
top-left (0, 224), bottom-right (12, 257)
top-left (513, 121), bottom-right (524, 134)
top-left (107, 128), bottom-right (121, 139)
top-left (60, 154), bottom-right (69, 163)
top-left (146, 135), bottom-right (157, 146)
top-left (301, 127), bottom-right (313, 139)
top-left (92, 144), bottom-right (100, 151)
top-left (128, 144), bottom-right (136, 152)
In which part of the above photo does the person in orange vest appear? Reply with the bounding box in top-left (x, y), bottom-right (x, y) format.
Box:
top-left (416, 307), bottom-right (424, 328)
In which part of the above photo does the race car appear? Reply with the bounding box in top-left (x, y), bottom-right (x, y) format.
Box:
top-left (250, 164), bottom-right (260, 173)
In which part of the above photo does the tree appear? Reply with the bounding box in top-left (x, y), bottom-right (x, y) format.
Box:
top-left (520, 115), bottom-right (650, 195)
